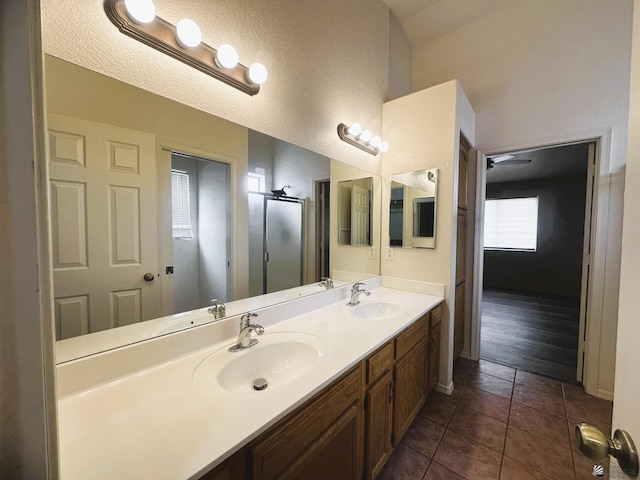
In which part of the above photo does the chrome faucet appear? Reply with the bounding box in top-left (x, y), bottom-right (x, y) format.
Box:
top-left (229, 312), bottom-right (264, 352)
top-left (347, 282), bottom-right (371, 306)
top-left (207, 299), bottom-right (226, 319)
top-left (319, 277), bottom-right (334, 289)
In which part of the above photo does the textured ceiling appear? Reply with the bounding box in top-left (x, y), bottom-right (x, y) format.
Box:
top-left (382, 0), bottom-right (522, 47)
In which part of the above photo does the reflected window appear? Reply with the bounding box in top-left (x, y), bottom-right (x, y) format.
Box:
top-left (248, 171), bottom-right (266, 193)
top-left (171, 170), bottom-right (193, 238)
top-left (484, 197), bottom-right (538, 251)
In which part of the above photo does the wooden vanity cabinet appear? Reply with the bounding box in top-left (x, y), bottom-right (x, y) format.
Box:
top-left (392, 314), bottom-right (429, 444)
top-left (428, 305), bottom-right (442, 392)
top-left (363, 342), bottom-right (394, 480)
top-left (249, 365), bottom-right (363, 480)
top-left (200, 448), bottom-right (248, 480)
top-left (200, 304), bottom-right (443, 480)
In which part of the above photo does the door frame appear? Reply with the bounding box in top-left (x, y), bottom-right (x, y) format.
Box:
top-left (158, 142), bottom-right (240, 317)
top-left (470, 129), bottom-right (614, 399)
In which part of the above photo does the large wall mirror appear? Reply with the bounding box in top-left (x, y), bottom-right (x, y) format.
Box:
top-left (389, 168), bottom-right (439, 249)
top-left (45, 55), bottom-right (380, 363)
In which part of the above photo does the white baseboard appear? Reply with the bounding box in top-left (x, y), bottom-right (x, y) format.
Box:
top-left (435, 381), bottom-right (454, 395)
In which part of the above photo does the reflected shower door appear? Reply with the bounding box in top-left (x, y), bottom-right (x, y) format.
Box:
top-left (265, 197), bottom-right (303, 293)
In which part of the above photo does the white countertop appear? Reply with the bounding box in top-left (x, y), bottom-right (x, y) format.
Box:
top-left (57, 283), bottom-right (443, 480)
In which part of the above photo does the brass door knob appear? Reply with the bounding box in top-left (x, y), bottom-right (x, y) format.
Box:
top-left (576, 423), bottom-right (639, 477)
top-left (143, 272), bottom-right (155, 282)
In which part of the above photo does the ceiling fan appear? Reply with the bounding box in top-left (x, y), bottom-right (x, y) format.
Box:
top-left (486, 154), bottom-right (532, 170)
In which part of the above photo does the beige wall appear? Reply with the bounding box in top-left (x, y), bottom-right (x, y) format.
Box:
top-left (41, 0), bottom-right (389, 176)
top-left (382, 80), bottom-right (475, 390)
top-left (411, 0), bottom-right (633, 398)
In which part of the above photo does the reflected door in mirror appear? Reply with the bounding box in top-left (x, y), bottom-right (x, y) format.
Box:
top-left (338, 177), bottom-right (373, 246)
top-left (49, 114), bottom-right (161, 339)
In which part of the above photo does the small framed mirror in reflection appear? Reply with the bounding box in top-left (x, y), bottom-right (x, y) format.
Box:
top-left (389, 168), bottom-right (438, 249)
top-left (337, 177), bottom-right (373, 246)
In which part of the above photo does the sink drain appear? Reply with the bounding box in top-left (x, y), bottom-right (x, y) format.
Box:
top-left (253, 378), bottom-right (268, 391)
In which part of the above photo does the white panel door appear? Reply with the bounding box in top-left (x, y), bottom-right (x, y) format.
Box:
top-left (351, 184), bottom-right (370, 245)
top-left (48, 114), bottom-right (160, 339)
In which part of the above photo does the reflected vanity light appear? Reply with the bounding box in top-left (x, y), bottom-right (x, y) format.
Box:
top-left (337, 123), bottom-right (389, 156)
top-left (105, 0), bottom-right (267, 95)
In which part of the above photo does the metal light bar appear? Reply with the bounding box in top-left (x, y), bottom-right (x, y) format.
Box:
top-left (104, 0), bottom-right (260, 95)
top-left (337, 123), bottom-right (379, 156)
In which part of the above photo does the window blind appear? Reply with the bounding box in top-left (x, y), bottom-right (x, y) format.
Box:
top-left (484, 197), bottom-right (538, 251)
top-left (171, 170), bottom-right (193, 238)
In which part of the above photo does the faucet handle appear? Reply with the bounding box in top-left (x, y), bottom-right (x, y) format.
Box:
top-left (320, 277), bottom-right (334, 288)
top-left (241, 311), bottom-right (258, 327)
top-left (208, 299), bottom-right (226, 318)
top-left (352, 282), bottom-right (366, 291)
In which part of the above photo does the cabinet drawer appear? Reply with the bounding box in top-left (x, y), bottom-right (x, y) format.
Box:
top-left (430, 304), bottom-right (442, 328)
top-left (366, 342), bottom-right (394, 385)
top-left (395, 315), bottom-right (428, 359)
top-left (251, 365), bottom-right (362, 480)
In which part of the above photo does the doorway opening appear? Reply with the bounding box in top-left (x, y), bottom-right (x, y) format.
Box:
top-left (170, 152), bottom-right (231, 314)
top-left (480, 141), bottom-right (595, 384)
top-left (316, 179), bottom-right (331, 281)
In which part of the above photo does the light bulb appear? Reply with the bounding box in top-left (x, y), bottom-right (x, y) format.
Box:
top-left (124, 0), bottom-right (156, 24)
top-left (248, 63), bottom-right (268, 84)
top-left (379, 141), bottom-right (389, 153)
top-left (370, 136), bottom-right (381, 148)
top-left (176, 18), bottom-right (202, 48)
top-left (215, 44), bottom-right (239, 69)
top-left (359, 130), bottom-right (372, 143)
top-left (347, 123), bottom-right (362, 136)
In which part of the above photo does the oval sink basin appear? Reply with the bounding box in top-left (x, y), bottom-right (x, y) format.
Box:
top-left (351, 300), bottom-right (404, 320)
top-left (193, 332), bottom-right (327, 394)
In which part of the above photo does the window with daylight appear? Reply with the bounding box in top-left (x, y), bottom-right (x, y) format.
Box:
top-left (484, 197), bottom-right (539, 251)
top-left (171, 170), bottom-right (193, 238)
top-left (248, 171), bottom-right (266, 193)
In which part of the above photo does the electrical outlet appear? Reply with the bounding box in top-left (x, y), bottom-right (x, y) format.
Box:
top-left (385, 247), bottom-right (394, 261)
top-left (368, 246), bottom-right (376, 259)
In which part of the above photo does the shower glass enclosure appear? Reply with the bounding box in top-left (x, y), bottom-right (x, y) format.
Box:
top-left (248, 193), bottom-right (304, 296)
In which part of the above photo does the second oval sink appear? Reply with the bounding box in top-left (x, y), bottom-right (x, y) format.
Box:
top-left (351, 300), bottom-right (404, 320)
top-left (193, 332), bottom-right (327, 394)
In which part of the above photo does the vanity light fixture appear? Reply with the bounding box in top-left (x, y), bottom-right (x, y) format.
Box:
top-left (104, 0), bottom-right (266, 95)
top-left (337, 123), bottom-right (389, 156)
top-left (248, 62), bottom-right (268, 85)
top-left (215, 43), bottom-right (239, 69)
top-left (123, 0), bottom-right (155, 24)
top-left (175, 18), bottom-right (202, 48)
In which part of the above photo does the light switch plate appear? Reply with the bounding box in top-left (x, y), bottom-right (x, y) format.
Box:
top-left (368, 246), bottom-right (376, 259)
top-left (385, 247), bottom-right (394, 261)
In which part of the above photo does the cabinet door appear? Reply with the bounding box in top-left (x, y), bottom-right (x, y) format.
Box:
top-left (428, 322), bottom-right (441, 392)
top-left (365, 371), bottom-right (393, 480)
top-left (251, 366), bottom-right (362, 480)
top-left (393, 337), bottom-right (428, 444)
top-left (282, 404), bottom-right (360, 480)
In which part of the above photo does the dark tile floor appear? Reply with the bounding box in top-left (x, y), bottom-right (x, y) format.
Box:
top-left (378, 358), bottom-right (614, 480)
